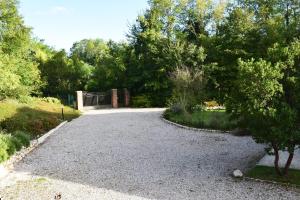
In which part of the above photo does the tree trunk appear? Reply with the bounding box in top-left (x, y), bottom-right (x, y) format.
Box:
top-left (283, 146), bottom-right (295, 176)
top-left (272, 143), bottom-right (282, 176)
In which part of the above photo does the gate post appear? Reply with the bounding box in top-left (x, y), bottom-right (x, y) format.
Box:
top-left (111, 89), bottom-right (118, 108)
top-left (124, 88), bottom-right (130, 107)
top-left (76, 91), bottom-right (84, 111)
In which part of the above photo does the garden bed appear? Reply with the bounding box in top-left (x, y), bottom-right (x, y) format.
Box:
top-left (164, 109), bottom-right (237, 131)
top-left (0, 98), bottom-right (80, 163)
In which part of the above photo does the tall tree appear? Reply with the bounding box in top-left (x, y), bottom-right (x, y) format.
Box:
top-left (0, 0), bottom-right (42, 99)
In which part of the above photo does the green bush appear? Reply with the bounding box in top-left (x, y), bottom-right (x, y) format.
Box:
top-left (131, 95), bottom-right (152, 108)
top-left (165, 109), bottom-right (237, 131)
top-left (11, 136), bottom-right (22, 151)
top-left (1, 135), bottom-right (16, 156)
top-left (18, 96), bottom-right (34, 104)
top-left (170, 67), bottom-right (207, 112)
top-left (14, 131), bottom-right (30, 147)
top-left (41, 97), bottom-right (61, 104)
top-left (0, 135), bottom-right (9, 163)
top-left (0, 131), bottom-right (31, 163)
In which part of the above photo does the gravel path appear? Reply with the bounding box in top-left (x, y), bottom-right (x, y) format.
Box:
top-left (0, 108), bottom-right (299, 200)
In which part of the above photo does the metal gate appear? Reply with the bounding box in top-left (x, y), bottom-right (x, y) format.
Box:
top-left (83, 91), bottom-right (111, 107)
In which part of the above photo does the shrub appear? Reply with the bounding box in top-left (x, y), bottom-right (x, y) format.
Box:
top-left (41, 97), bottom-right (61, 104)
top-left (131, 95), bottom-right (152, 108)
top-left (18, 96), bottom-right (34, 104)
top-left (14, 131), bottom-right (30, 147)
top-left (28, 119), bottom-right (45, 135)
top-left (41, 116), bottom-right (59, 131)
top-left (170, 67), bottom-right (207, 113)
top-left (1, 135), bottom-right (16, 156)
top-left (0, 131), bottom-right (31, 163)
top-left (170, 103), bottom-right (184, 114)
top-left (0, 135), bottom-right (9, 163)
top-left (10, 136), bottom-right (22, 151)
top-left (0, 146), bottom-right (9, 163)
top-left (191, 104), bottom-right (204, 112)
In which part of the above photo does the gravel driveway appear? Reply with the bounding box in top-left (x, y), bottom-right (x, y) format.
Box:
top-left (0, 108), bottom-right (299, 200)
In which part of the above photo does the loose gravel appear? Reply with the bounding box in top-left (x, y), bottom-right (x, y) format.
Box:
top-left (0, 108), bottom-right (299, 200)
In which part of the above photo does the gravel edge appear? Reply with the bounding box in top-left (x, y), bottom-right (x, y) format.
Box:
top-left (244, 176), bottom-right (300, 189)
top-left (160, 115), bottom-right (233, 134)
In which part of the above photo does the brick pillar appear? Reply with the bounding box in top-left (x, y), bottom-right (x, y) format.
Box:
top-left (76, 91), bottom-right (84, 111)
top-left (124, 88), bottom-right (130, 107)
top-left (111, 89), bottom-right (118, 108)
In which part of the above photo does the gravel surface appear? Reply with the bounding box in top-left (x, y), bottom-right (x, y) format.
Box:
top-left (0, 108), bottom-right (299, 200)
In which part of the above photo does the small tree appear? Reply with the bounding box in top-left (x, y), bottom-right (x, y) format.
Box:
top-left (227, 40), bottom-right (300, 176)
top-left (170, 66), bottom-right (206, 113)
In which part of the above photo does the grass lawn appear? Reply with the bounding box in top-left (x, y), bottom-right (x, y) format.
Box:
top-left (246, 166), bottom-right (300, 187)
top-left (0, 98), bottom-right (80, 138)
top-left (164, 109), bottom-right (237, 131)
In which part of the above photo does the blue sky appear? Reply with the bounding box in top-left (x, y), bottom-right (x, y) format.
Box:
top-left (19, 0), bottom-right (148, 50)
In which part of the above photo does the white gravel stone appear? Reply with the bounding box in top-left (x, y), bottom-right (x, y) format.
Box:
top-left (0, 108), bottom-right (299, 200)
top-left (233, 169), bottom-right (243, 178)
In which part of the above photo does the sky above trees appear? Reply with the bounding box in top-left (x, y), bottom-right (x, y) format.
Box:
top-left (19, 0), bottom-right (148, 50)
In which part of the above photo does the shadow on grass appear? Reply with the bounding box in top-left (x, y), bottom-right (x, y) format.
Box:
top-left (0, 106), bottom-right (79, 138)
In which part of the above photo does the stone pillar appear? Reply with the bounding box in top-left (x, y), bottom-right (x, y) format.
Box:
top-left (76, 91), bottom-right (84, 111)
top-left (124, 88), bottom-right (130, 107)
top-left (111, 89), bottom-right (118, 108)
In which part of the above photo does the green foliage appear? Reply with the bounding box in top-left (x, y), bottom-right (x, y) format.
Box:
top-left (0, 98), bottom-right (80, 137)
top-left (41, 97), bottom-right (61, 104)
top-left (246, 166), bottom-right (300, 187)
top-left (170, 67), bottom-right (207, 112)
top-left (0, 137), bottom-right (9, 163)
top-left (131, 95), bottom-right (152, 108)
top-left (0, 130), bottom-right (31, 163)
top-left (226, 41), bottom-right (300, 176)
top-left (14, 131), bottom-right (30, 147)
top-left (38, 50), bottom-right (92, 97)
top-left (0, 0), bottom-right (42, 100)
top-left (86, 41), bottom-right (128, 91)
top-left (164, 109), bottom-right (236, 131)
top-left (10, 136), bottom-right (22, 151)
top-left (0, 134), bottom-right (16, 156)
top-left (70, 39), bottom-right (108, 66)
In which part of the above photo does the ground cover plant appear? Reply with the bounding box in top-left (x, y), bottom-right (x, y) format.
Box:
top-left (0, 131), bottom-right (30, 163)
top-left (246, 166), bottom-right (300, 187)
top-left (164, 109), bottom-right (236, 131)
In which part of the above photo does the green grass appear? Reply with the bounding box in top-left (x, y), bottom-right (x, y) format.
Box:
top-left (164, 109), bottom-right (237, 131)
top-left (0, 98), bottom-right (80, 138)
top-left (246, 166), bottom-right (300, 186)
top-left (0, 97), bottom-right (80, 163)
